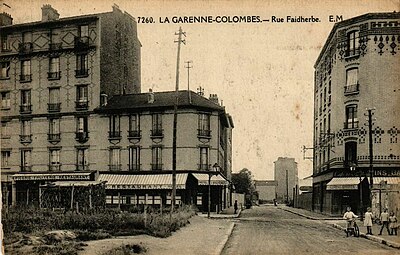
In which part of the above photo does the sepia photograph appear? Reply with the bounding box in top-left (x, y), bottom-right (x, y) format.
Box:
top-left (0, 0), bottom-right (399, 254)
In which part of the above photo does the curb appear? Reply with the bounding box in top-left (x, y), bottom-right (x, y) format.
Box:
top-left (279, 207), bottom-right (340, 220)
top-left (214, 222), bottom-right (235, 255)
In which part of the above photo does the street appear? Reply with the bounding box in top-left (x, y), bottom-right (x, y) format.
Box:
top-left (222, 205), bottom-right (399, 255)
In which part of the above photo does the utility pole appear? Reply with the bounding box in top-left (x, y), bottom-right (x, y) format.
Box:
top-left (185, 61), bottom-right (193, 104)
top-left (365, 108), bottom-right (375, 206)
top-left (171, 27), bottom-right (186, 216)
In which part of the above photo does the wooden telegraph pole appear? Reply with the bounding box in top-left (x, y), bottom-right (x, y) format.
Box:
top-left (185, 61), bottom-right (193, 103)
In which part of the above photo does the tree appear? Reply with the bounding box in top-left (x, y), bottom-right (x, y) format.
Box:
top-left (231, 168), bottom-right (256, 195)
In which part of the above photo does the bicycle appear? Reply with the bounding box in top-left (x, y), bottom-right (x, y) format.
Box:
top-left (346, 219), bottom-right (360, 237)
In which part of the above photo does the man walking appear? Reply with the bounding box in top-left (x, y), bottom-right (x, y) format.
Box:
top-left (379, 208), bottom-right (390, 235)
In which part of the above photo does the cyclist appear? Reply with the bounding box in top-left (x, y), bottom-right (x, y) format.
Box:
top-left (343, 206), bottom-right (358, 235)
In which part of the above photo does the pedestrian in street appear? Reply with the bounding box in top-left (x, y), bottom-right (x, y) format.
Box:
top-left (389, 212), bottom-right (398, 236)
top-left (234, 200), bottom-right (238, 214)
top-left (364, 207), bottom-right (373, 235)
top-left (343, 206), bottom-right (358, 230)
top-left (378, 208), bottom-right (390, 235)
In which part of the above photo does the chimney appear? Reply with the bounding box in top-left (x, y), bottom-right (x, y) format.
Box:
top-left (209, 94), bottom-right (219, 105)
top-left (41, 4), bottom-right (60, 21)
top-left (0, 13), bottom-right (13, 26)
top-left (148, 88), bottom-right (154, 104)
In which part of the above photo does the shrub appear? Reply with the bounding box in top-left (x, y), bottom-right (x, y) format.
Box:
top-left (103, 244), bottom-right (147, 255)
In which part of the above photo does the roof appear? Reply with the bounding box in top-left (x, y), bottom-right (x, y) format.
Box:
top-left (98, 173), bottom-right (188, 189)
top-left (192, 173), bottom-right (229, 185)
top-left (315, 12), bottom-right (400, 67)
top-left (96, 90), bottom-right (225, 112)
top-left (326, 177), bottom-right (364, 190)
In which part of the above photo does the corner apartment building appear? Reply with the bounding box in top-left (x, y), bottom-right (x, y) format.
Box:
top-left (274, 157), bottom-right (298, 203)
top-left (0, 5), bottom-right (141, 205)
top-left (313, 12), bottom-right (400, 215)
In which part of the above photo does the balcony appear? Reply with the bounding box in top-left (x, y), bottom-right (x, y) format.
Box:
top-left (74, 36), bottom-right (90, 51)
top-left (49, 43), bottom-right (62, 51)
top-left (20, 104), bottom-right (32, 114)
top-left (76, 164), bottom-right (89, 171)
top-left (108, 164), bottom-right (122, 171)
top-left (128, 130), bottom-right (141, 139)
top-left (151, 163), bottom-right (163, 171)
top-left (198, 129), bottom-right (211, 138)
top-left (48, 103), bottom-right (61, 112)
top-left (75, 100), bottom-right (89, 110)
top-left (108, 131), bottom-right (121, 139)
top-left (128, 164), bottom-right (141, 171)
top-left (47, 71), bottom-right (61, 80)
top-left (344, 121), bottom-right (359, 130)
top-left (18, 42), bottom-right (33, 55)
top-left (344, 84), bottom-right (359, 95)
top-left (19, 74), bottom-right (32, 83)
top-left (20, 165), bottom-right (32, 172)
top-left (47, 133), bottom-right (61, 142)
top-left (198, 163), bottom-right (210, 171)
top-left (75, 131), bottom-right (89, 142)
top-left (75, 69), bottom-right (89, 78)
top-left (49, 164), bottom-right (61, 171)
top-left (151, 129), bottom-right (163, 138)
top-left (345, 48), bottom-right (360, 59)
top-left (20, 134), bottom-right (32, 143)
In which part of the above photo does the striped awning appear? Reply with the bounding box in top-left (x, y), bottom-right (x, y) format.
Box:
top-left (192, 173), bottom-right (229, 186)
top-left (40, 181), bottom-right (105, 187)
top-left (98, 174), bottom-right (188, 190)
top-left (370, 177), bottom-right (400, 188)
top-left (326, 177), bottom-right (364, 190)
top-left (12, 172), bottom-right (92, 181)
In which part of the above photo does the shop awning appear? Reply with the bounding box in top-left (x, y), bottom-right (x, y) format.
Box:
top-left (370, 177), bottom-right (400, 188)
top-left (192, 173), bottom-right (229, 186)
top-left (326, 177), bottom-right (364, 190)
top-left (40, 181), bottom-right (105, 187)
top-left (12, 172), bottom-right (92, 181)
top-left (98, 174), bottom-right (188, 190)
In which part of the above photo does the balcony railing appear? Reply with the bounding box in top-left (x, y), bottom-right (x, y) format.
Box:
top-left (19, 74), bottom-right (32, 82)
top-left (128, 130), bottom-right (141, 138)
top-left (128, 164), bottom-right (141, 171)
top-left (48, 103), bottom-right (61, 112)
top-left (345, 48), bottom-right (360, 58)
top-left (75, 131), bottom-right (89, 142)
top-left (75, 100), bottom-right (89, 110)
top-left (49, 43), bottom-right (62, 51)
top-left (76, 164), bottom-right (89, 171)
top-left (108, 164), bottom-right (122, 171)
top-left (344, 84), bottom-right (359, 95)
top-left (20, 134), bottom-right (32, 143)
top-left (20, 165), bottom-right (32, 172)
top-left (47, 71), bottom-right (61, 80)
top-left (198, 129), bottom-right (211, 138)
top-left (48, 133), bottom-right (61, 142)
top-left (18, 42), bottom-right (33, 54)
top-left (49, 164), bottom-right (61, 171)
top-left (20, 104), bottom-right (32, 113)
top-left (74, 36), bottom-right (90, 50)
top-left (151, 163), bottom-right (163, 171)
top-left (344, 121), bottom-right (359, 129)
top-left (198, 163), bottom-right (210, 171)
top-left (75, 69), bottom-right (89, 77)
top-left (151, 129), bottom-right (164, 138)
top-left (108, 131), bottom-right (121, 139)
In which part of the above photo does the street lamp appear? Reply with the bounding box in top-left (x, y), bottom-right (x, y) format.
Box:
top-left (208, 163), bottom-right (220, 218)
top-left (350, 164), bottom-right (363, 220)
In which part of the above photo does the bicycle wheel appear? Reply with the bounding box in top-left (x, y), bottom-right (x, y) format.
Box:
top-left (354, 224), bottom-right (360, 237)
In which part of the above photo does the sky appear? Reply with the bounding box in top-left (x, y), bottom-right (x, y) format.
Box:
top-left (2, 0), bottom-right (398, 180)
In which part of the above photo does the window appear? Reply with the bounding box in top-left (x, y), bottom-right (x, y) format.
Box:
top-left (48, 118), bottom-right (60, 141)
top-left (1, 122), bottom-right (9, 138)
top-left (76, 148), bottom-right (88, 170)
top-left (20, 90), bottom-right (32, 113)
top-left (345, 141), bottom-right (357, 167)
top-left (129, 114), bottom-right (140, 138)
top-left (1, 151), bottom-right (10, 167)
top-left (199, 147), bottom-right (209, 170)
top-left (20, 60), bottom-right (31, 82)
top-left (198, 113), bottom-right (211, 137)
top-left (79, 25), bottom-right (89, 38)
top-left (76, 85), bottom-right (88, 110)
top-left (1, 35), bottom-right (10, 51)
top-left (49, 149), bottom-right (60, 171)
top-left (76, 116), bottom-right (89, 141)
top-left (21, 150), bottom-right (32, 171)
top-left (48, 88), bottom-right (60, 112)
top-left (109, 148), bottom-right (121, 171)
top-left (347, 31), bottom-right (359, 57)
top-left (345, 105), bottom-right (358, 129)
top-left (0, 62), bottom-right (10, 79)
top-left (109, 115), bottom-right (121, 138)
top-left (345, 68), bottom-right (359, 94)
top-left (151, 147), bottom-right (162, 170)
top-left (128, 146), bottom-right (140, 171)
top-left (151, 113), bottom-right (163, 137)
top-left (48, 57), bottom-right (60, 79)
top-left (20, 120), bottom-right (32, 143)
top-left (75, 54), bottom-right (88, 77)
top-left (1, 92), bottom-right (10, 109)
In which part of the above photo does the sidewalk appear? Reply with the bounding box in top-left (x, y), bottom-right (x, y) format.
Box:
top-left (281, 206), bottom-right (400, 249)
top-left (198, 206), bottom-right (242, 219)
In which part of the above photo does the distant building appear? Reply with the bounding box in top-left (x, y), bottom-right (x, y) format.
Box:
top-left (274, 157), bottom-right (298, 203)
top-left (312, 12), bottom-right (400, 216)
top-left (254, 180), bottom-right (277, 203)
